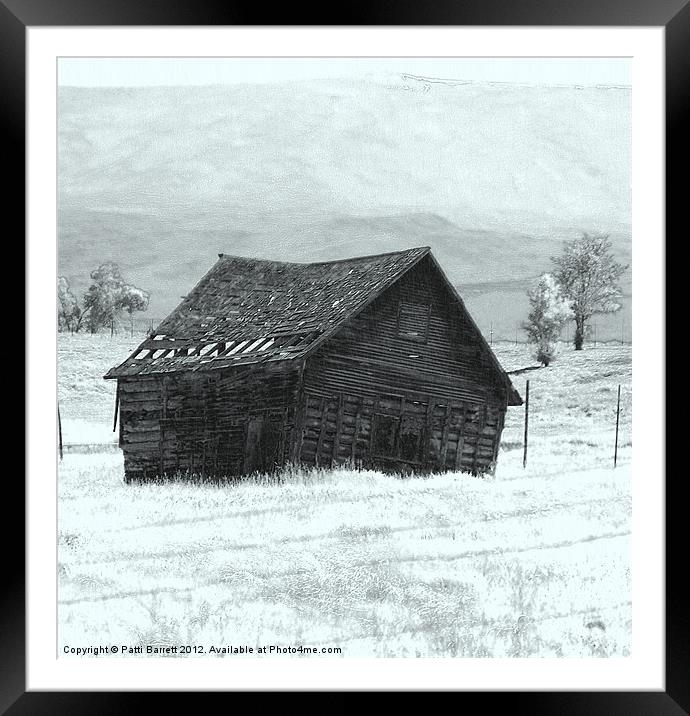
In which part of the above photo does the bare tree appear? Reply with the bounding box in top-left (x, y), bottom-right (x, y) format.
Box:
top-left (552, 233), bottom-right (627, 350)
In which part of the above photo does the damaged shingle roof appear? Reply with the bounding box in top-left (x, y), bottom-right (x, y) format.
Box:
top-left (104, 247), bottom-right (431, 379)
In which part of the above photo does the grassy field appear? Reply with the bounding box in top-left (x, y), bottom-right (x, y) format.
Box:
top-left (58, 334), bottom-right (631, 657)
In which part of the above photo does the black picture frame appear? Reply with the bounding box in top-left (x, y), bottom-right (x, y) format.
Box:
top-left (7, 0), bottom-right (679, 711)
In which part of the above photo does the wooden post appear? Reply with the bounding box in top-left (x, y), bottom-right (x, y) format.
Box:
top-left (159, 378), bottom-right (167, 478)
top-left (490, 323), bottom-right (493, 346)
top-left (332, 392), bottom-right (344, 467)
top-left (455, 406), bottom-right (467, 472)
top-left (58, 404), bottom-right (63, 461)
top-left (290, 361), bottom-right (306, 465)
top-left (423, 400), bottom-right (433, 467)
top-left (200, 412), bottom-right (207, 476)
top-left (112, 382), bottom-right (120, 432)
top-left (614, 384), bottom-right (621, 468)
top-left (315, 396), bottom-right (327, 467)
top-left (523, 380), bottom-right (530, 469)
top-left (440, 404), bottom-right (451, 468)
top-left (351, 401), bottom-right (362, 464)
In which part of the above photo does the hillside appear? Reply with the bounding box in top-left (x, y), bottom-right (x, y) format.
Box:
top-left (58, 77), bottom-right (631, 339)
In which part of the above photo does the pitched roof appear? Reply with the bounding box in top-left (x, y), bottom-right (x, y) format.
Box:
top-left (104, 247), bottom-right (431, 379)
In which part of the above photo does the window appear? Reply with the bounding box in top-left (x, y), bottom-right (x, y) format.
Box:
top-left (464, 405), bottom-right (482, 433)
top-left (397, 301), bottom-right (431, 342)
top-left (372, 397), bottom-right (428, 464)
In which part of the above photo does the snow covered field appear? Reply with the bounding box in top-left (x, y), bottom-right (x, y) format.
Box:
top-left (58, 334), bottom-right (632, 657)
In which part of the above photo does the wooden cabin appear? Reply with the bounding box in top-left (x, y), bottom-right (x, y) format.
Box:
top-left (104, 247), bottom-right (521, 481)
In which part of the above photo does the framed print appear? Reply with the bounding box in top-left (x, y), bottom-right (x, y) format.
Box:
top-left (8, 0), bottom-right (681, 710)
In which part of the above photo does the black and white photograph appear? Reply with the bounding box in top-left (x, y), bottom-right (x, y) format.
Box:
top-left (54, 53), bottom-right (637, 661)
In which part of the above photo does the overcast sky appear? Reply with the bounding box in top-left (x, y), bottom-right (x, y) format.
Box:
top-left (58, 57), bottom-right (631, 87)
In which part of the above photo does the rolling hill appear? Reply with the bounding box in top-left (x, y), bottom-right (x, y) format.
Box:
top-left (58, 76), bottom-right (631, 340)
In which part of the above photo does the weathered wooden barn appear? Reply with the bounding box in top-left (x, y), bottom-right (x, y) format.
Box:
top-left (104, 247), bottom-right (521, 481)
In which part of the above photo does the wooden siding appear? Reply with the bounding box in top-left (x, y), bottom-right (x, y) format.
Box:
top-left (118, 364), bottom-right (300, 480)
top-left (304, 256), bottom-right (507, 405)
top-left (298, 256), bottom-right (508, 474)
top-left (295, 389), bottom-right (505, 475)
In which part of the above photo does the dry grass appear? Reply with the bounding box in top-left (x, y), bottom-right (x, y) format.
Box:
top-left (58, 336), bottom-right (632, 657)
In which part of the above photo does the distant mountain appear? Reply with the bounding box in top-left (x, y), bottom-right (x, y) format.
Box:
top-left (58, 76), bottom-right (631, 341)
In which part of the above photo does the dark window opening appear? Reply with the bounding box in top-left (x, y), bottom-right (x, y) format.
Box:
top-left (372, 414), bottom-right (399, 457)
top-left (397, 302), bottom-right (431, 342)
top-left (464, 406), bottom-right (482, 432)
top-left (400, 413), bottom-right (425, 463)
top-left (245, 414), bottom-right (283, 473)
top-left (372, 399), bottom-right (428, 464)
top-left (258, 418), bottom-right (282, 471)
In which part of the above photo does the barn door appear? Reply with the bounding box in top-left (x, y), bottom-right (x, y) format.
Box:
top-left (244, 414), bottom-right (282, 474)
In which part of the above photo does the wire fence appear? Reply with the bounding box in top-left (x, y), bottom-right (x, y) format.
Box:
top-left (479, 318), bottom-right (632, 347)
top-left (58, 314), bottom-right (165, 338)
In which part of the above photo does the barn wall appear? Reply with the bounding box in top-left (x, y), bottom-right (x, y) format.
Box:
top-left (118, 364), bottom-right (300, 480)
top-left (118, 376), bottom-right (164, 479)
top-left (295, 391), bottom-right (505, 474)
top-left (298, 256), bottom-right (508, 474)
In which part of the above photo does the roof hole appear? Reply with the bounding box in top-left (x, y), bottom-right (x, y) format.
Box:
top-left (199, 343), bottom-right (218, 356)
top-left (226, 340), bottom-right (249, 356)
top-left (243, 338), bottom-right (266, 353)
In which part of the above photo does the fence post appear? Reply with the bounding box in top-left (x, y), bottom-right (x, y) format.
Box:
top-left (58, 404), bottom-right (63, 461)
top-left (523, 380), bottom-right (530, 469)
top-left (614, 384), bottom-right (621, 468)
top-left (113, 382), bottom-right (120, 433)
